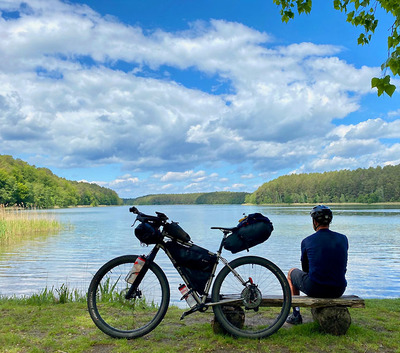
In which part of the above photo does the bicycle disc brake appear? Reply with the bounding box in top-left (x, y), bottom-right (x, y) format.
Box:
top-left (122, 287), bottom-right (142, 300)
top-left (241, 284), bottom-right (262, 310)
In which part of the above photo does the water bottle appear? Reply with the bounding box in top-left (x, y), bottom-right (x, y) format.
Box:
top-left (125, 256), bottom-right (146, 284)
top-left (178, 284), bottom-right (197, 308)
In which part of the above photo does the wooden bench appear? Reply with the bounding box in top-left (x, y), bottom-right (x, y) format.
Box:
top-left (211, 295), bottom-right (365, 336)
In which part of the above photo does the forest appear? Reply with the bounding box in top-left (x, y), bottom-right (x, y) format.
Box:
top-left (2, 154), bottom-right (399, 208)
top-left (124, 191), bottom-right (249, 205)
top-left (0, 155), bottom-right (122, 208)
top-left (246, 164), bottom-right (400, 204)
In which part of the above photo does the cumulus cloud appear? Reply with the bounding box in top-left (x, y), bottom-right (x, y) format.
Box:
top-left (0, 0), bottom-right (398, 197)
top-left (160, 170), bottom-right (206, 182)
top-left (340, 118), bottom-right (400, 139)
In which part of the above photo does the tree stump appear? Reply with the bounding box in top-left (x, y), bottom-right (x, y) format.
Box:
top-left (311, 306), bottom-right (351, 335)
top-left (211, 305), bottom-right (245, 335)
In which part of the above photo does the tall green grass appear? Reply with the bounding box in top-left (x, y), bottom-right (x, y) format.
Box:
top-left (0, 205), bottom-right (62, 243)
top-left (1, 284), bottom-right (87, 305)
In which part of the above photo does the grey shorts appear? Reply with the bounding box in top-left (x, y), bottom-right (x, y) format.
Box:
top-left (290, 269), bottom-right (345, 298)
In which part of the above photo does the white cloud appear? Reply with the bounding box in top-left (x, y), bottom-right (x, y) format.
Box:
top-left (160, 170), bottom-right (206, 182)
top-left (0, 0), bottom-right (398, 198)
top-left (278, 42), bottom-right (342, 58)
top-left (241, 173), bottom-right (255, 179)
top-left (342, 118), bottom-right (400, 139)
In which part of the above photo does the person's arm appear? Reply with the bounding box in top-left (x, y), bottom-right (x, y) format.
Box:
top-left (301, 241), bottom-right (309, 273)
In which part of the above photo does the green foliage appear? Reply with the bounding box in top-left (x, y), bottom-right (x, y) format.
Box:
top-left (0, 155), bottom-right (122, 208)
top-left (124, 191), bottom-right (249, 205)
top-left (371, 75), bottom-right (396, 96)
top-left (246, 164), bottom-right (400, 204)
top-left (274, 0), bottom-right (400, 96)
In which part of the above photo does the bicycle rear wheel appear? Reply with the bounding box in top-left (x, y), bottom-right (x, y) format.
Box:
top-left (211, 256), bottom-right (291, 339)
top-left (87, 255), bottom-right (169, 339)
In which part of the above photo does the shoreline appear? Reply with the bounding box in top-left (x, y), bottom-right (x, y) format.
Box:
top-left (242, 202), bottom-right (400, 206)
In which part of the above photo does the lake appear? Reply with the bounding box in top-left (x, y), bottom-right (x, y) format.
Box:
top-left (0, 204), bottom-right (399, 305)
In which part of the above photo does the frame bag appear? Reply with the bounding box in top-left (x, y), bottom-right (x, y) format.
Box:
top-left (224, 213), bottom-right (273, 254)
top-left (165, 241), bottom-right (217, 294)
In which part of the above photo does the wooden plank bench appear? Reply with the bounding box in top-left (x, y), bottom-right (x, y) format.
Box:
top-left (211, 295), bottom-right (365, 336)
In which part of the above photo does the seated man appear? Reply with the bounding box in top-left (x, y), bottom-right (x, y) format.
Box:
top-left (286, 205), bottom-right (348, 325)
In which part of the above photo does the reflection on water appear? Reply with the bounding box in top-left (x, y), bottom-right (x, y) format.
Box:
top-left (0, 205), bottom-right (399, 304)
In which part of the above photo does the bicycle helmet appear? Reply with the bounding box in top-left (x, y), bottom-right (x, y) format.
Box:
top-left (310, 205), bottom-right (333, 225)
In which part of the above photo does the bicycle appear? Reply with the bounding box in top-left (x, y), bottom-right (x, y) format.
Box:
top-left (87, 206), bottom-right (292, 339)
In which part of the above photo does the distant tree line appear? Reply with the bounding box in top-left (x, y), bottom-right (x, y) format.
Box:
top-left (0, 155), bottom-right (122, 208)
top-left (246, 164), bottom-right (400, 204)
top-left (124, 191), bottom-right (249, 205)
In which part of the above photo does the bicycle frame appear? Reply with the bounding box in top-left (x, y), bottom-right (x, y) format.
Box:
top-left (125, 228), bottom-right (248, 316)
top-left (88, 206), bottom-right (292, 339)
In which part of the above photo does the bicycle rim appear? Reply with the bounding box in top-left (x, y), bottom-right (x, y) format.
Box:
top-left (87, 255), bottom-right (170, 339)
top-left (212, 256), bottom-right (291, 339)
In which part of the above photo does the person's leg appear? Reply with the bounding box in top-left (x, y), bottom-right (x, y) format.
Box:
top-left (286, 268), bottom-right (302, 324)
top-left (288, 268), bottom-right (300, 296)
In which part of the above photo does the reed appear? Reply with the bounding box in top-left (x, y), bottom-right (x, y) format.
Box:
top-left (0, 205), bottom-right (62, 243)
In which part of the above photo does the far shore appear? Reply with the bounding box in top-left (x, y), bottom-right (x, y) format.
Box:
top-left (4, 202), bottom-right (400, 210)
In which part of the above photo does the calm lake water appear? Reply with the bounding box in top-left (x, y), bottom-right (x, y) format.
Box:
top-left (0, 204), bottom-right (399, 304)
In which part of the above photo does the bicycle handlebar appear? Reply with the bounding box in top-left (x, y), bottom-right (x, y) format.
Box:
top-left (129, 206), bottom-right (168, 224)
top-left (129, 206), bottom-right (139, 214)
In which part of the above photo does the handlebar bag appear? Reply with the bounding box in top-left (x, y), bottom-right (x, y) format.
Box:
top-left (165, 241), bottom-right (217, 294)
top-left (134, 222), bottom-right (162, 245)
top-left (163, 222), bottom-right (191, 242)
top-left (224, 213), bottom-right (273, 254)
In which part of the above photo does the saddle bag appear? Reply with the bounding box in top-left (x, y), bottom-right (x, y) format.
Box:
top-left (224, 213), bottom-right (273, 254)
top-left (165, 241), bottom-right (217, 294)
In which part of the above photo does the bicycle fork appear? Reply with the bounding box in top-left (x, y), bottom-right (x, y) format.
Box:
top-left (124, 245), bottom-right (161, 300)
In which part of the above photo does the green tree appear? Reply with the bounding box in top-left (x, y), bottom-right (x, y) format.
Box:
top-left (274, 0), bottom-right (399, 96)
top-left (0, 155), bottom-right (122, 208)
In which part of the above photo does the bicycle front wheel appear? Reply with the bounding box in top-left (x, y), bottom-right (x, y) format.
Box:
top-left (87, 255), bottom-right (170, 339)
top-left (212, 256), bottom-right (291, 339)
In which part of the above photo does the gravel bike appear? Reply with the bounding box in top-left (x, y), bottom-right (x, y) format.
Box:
top-left (87, 207), bottom-right (291, 339)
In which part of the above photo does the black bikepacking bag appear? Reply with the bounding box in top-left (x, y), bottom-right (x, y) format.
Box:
top-left (224, 213), bottom-right (273, 254)
top-left (165, 241), bottom-right (217, 294)
top-left (163, 221), bottom-right (191, 242)
top-left (134, 222), bottom-right (163, 245)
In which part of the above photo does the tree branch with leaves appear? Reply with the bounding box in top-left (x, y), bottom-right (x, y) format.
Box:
top-left (274, 0), bottom-right (399, 96)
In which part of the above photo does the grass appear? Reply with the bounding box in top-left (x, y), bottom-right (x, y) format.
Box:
top-left (0, 286), bottom-right (399, 353)
top-left (0, 206), bottom-right (63, 243)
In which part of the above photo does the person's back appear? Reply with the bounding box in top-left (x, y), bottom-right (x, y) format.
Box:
top-left (301, 228), bottom-right (348, 290)
top-left (286, 205), bottom-right (349, 325)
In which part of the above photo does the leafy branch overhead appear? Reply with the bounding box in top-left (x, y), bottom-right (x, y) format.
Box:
top-left (274, 0), bottom-right (399, 96)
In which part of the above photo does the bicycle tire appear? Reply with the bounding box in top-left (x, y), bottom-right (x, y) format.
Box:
top-left (87, 255), bottom-right (170, 339)
top-left (211, 256), bottom-right (291, 339)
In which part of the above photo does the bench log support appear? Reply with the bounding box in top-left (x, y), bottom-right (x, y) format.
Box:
top-left (211, 295), bottom-right (364, 336)
top-left (292, 295), bottom-right (364, 335)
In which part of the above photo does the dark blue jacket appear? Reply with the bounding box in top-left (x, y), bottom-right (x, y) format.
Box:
top-left (301, 229), bottom-right (348, 288)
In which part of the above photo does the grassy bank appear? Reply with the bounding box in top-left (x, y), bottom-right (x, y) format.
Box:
top-left (0, 206), bottom-right (62, 243)
top-left (0, 290), bottom-right (399, 353)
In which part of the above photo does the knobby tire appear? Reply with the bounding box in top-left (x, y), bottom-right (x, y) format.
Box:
top-left (87, 255), bottom-right (170, 339)
top-left (211, 256), bottom-right (291, 339)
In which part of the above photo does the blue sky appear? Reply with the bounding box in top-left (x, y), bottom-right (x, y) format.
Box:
top-left (0, 0), bottom-right (399, 198)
